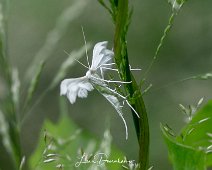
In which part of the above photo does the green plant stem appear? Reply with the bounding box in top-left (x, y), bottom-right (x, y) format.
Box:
top-left (113, 1), bottom-right (149, 169)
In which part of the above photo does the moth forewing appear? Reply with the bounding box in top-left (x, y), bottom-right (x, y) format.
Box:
top-left (93, 83), bottom-right (128, 139)
top-left (91, 41), bottom-right (108, 68)
top-left (60, 76), bottom-right (94, 104)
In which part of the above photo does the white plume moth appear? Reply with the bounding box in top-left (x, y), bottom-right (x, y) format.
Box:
top-left (60, 41), bottom-right (139, 139)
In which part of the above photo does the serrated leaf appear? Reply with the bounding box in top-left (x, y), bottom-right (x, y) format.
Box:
top-left (162, 100), bottom-right (212, 169)
top-left (29, 98), bottom-right (124, 170)
top-left (161, 124), bottom-right (206, 170)
top-left (177, 100), bottom-right (212, 166)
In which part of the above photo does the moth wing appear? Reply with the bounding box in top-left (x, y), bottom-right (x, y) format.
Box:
top-left (92, 41), bottom-right (107, 67)
top-left (60, 76), bottom-right (94, 104)
top-left (91, 41), bottom-right (114, 69)
top-left (101, 93), bottom-right (128, 139)
top-left (93, 82), bottom-right (128, 139)
top-left (86, 75), bottom-right (128, 139)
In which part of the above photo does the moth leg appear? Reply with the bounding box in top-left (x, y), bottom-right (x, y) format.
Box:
top-left (100, 67), bottom-right (104, 79)
top-left (101, 63), bottom-right (141, 71)
top-left (100, 63), bottom-right (116, 66)
top-left (129, 65), bottom-right (142, 71)
top-left (96, 61), bottom-right (115, 70)
top-left (92, 76), bottom-right (131, 84)
top-left (100, 67), bottom-right (119, 72)
top-left (99, 67), bottom-right (117, 78)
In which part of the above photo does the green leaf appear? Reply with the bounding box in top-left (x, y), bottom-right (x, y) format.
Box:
top-left (29, 115), bottom-right (81, 170)
top-left (177, 100), bottom-right (212, 166)
top-left (161, 124), bottom-right (206, 170)
top-left (162, 100), bottom-right (212, 169)
top-left (29, 98), bottom-right (124, 170)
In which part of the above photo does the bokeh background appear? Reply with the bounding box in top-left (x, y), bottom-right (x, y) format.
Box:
top-left (0, 0), bottom-right (212, 169)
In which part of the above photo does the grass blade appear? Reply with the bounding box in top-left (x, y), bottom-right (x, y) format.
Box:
top-left (24, 61), bottom-right (45, 108)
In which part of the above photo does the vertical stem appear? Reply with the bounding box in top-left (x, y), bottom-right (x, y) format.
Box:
top-left (113, 0), bottom-right (149, 169)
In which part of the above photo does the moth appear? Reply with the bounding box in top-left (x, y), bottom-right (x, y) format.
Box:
top-left (60, 41), bottom-right (139, 139)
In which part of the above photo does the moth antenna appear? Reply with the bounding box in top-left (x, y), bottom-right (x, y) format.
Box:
top-left (74, 59), bottom-right (89, 69)
top-left (81, 26), bottom-right (90, 68)
top-left (100, 67), bottom-right (118, 71)
top-left (64, 50), bottom-right (89, 69)
top-left (100, 67), bottom-right (104, 79)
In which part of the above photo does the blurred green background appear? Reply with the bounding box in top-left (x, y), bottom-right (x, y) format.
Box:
top-left (0, 0), bottom-right (212, 169)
